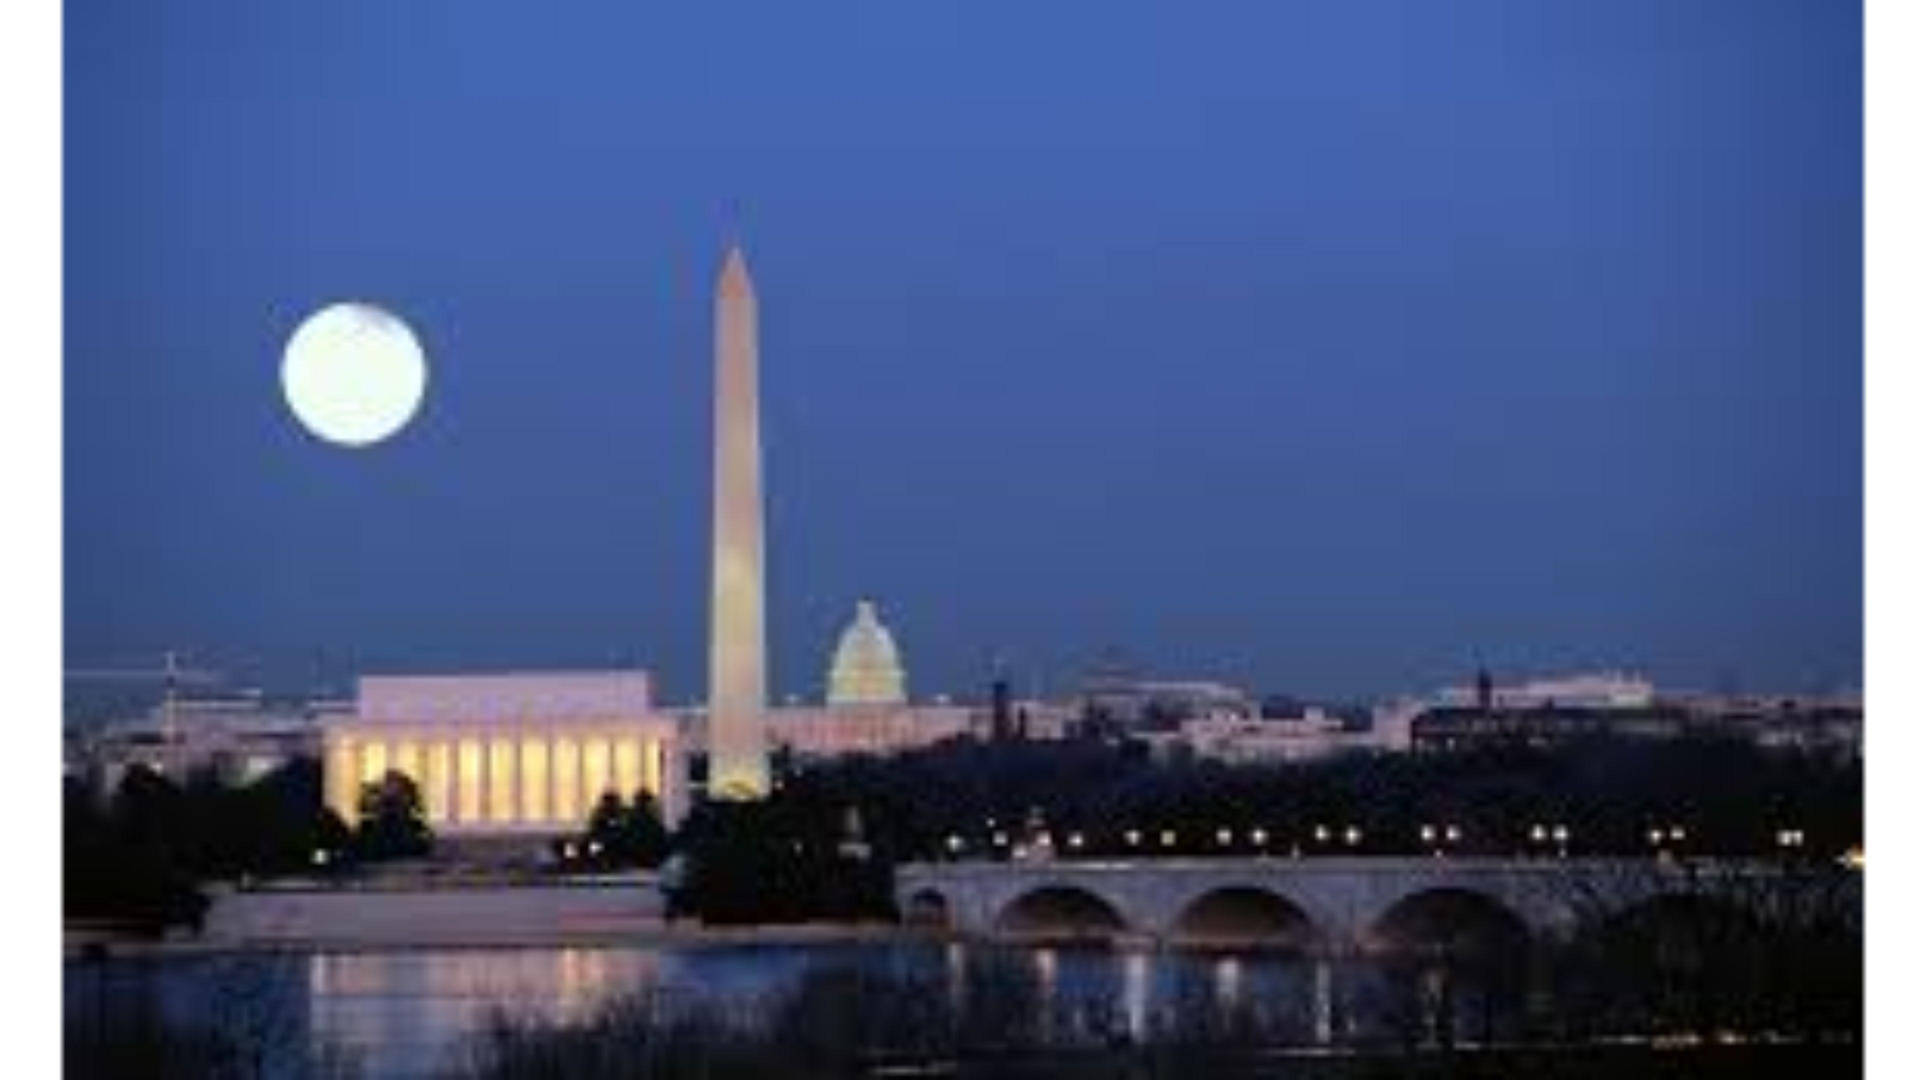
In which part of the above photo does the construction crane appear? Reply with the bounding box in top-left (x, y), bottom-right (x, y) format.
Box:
top-left (64, 652), bottom-right (226, 748)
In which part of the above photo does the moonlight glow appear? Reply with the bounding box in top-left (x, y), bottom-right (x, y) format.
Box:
top-left (281, 302), bottom-right (427, 446)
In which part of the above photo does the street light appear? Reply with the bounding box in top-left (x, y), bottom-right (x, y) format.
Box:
top-left (1420, 824), bottom-right (1436, 844)
top-left (1124, 828), bottom-right (1141, 847)
top-left (946, 834), bottom-right (965, 854)
top-left (1067, 831), bottom-right (1084, 850)
top-left (1250, 827), bottom-right (1268, 847)
top-left (1216, 828), bottom-right (1233, 846)
top-left (1314, 824), bottom-right (1331, 844)
top-left (1444, 825), bottom-right (1461, 844)
top-left (1160, 829), bottom-right (1178, 848)
top-left (1343, 826), bottom-right (1363, 847)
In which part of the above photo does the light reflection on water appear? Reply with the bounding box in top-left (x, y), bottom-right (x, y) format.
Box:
top-left (66, 942), bottom-right (1491, 1079)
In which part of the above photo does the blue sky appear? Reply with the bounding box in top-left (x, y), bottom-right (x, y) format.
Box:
top-left (64, 1), bottom-right (1860, 701)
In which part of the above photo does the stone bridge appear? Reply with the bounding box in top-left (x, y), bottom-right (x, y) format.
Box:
top-left (896, 857), bottom-right (1842, 951)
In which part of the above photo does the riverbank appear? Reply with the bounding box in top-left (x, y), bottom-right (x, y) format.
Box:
top-left (65, 879), bottom-right (917, 959)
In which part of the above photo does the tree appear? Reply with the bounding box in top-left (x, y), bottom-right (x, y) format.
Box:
top-left (354, 770), bottom-right (431, 860)
top-left (581, 791), bottom-right (672, 869)
top-left (625, 791), bottom-right (671, 868)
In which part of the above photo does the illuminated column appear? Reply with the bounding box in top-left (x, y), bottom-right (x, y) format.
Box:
top-left (583, 735), bottom-right (611, 808)
top-left (709, 244), bottom-right (769, 799)
top-left (643, 737), bottom-right (663, 799)
top-left (521, 735), bottom-right (550, 824)
top-left (361, 739), bottom-right (389, 788)
top-left (489, 736), bottom-right (517, 824)
top-left (393, 738), bottom-right (421, 789)
top-left (424, 739), bottom-right (453, 825)
top-left (614, 737), bottom-right (641, 802)
top-left (325, 733), bottom-right (360, 826)
top-left (457, 735), bottom-right (483, 824)
top-left (553, 734), bottom-right (580, 827)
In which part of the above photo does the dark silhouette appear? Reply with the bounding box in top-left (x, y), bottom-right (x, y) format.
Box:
top-left (353, 770), bottom-right (432, 861)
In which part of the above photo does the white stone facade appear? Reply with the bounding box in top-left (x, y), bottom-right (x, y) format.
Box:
top-left (324, 672), bottom-right (682, 835)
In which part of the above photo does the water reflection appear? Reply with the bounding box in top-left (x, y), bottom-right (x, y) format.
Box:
top-left (1214, 955), bottom-right (1242, 1009)
top-left (69, 941), bottom-right (1537, 1078)
top-left (1313, 958), bottom-right (1332, 1044)
top-left (1122, 949), bottom-right (1149, 1042)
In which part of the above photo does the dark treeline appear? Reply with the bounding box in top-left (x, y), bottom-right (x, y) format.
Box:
top-left (65, 760), bottom-right (347, 931)
top-left (64, 759), bottom-right (422, 933)
top-left (778, 734), bottom-right (1861, 863)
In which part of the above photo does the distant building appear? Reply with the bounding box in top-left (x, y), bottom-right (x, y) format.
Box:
top-left (1409, 674), bottom-right (1861, 758)
top-left (1433, 671), bottom-right (1655, 711)
top-left (1138, 702), bottom-right (1405, 765)
top-left (1079, 675), bottom-right (1257, 730)
top-left (73, 690), bottom-right (337, 795)
top-left (321, 671), bottom-right (685, 835)
top-left (826, 600), bottom-right (908, 706)
top-left (679, 702), bottom-right (975, 764)
top-left (680, 600), bottom-right (972, 764)
top-left (1410, 702), bottom-right (1694, 752)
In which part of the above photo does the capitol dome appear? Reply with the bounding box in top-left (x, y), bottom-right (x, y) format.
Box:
top-left (827, 600), bottom-right (908, 706)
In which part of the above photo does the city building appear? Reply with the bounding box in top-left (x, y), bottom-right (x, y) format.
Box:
top-left (678, 599), bottom-right (970, 767)
top-left (1433, 671), bottom-right (1656, 711)
top-left (826, 600), bottom-right (907, 706)
top-left (1078, 675), bottom-right (1257, 730)
top-left (1408, 672), bottom-right (1862, 757)
top-left (322, 671), bottom-right (684, 835)
top-left (73, 689), bottom-right (340, 794)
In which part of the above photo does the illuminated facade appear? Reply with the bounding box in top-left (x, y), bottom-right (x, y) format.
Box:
top-left (826, 600), bottom-right (907, 706)
top-left (323, 672), bottom-right (681, 835)
top-left (677, 702), bottom-right (975, 767)
top-left (708, 244), bottom-right (769, 799)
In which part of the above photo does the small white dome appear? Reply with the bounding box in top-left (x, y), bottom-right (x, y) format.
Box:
top-left (827, 600), bottom-right (907, 706)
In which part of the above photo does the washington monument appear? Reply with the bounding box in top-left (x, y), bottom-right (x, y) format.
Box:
top-left (708, 244), bottom-right (769, 798)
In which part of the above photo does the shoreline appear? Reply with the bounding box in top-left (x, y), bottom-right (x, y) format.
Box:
top-left (65, 918), bottom-right (933, 961)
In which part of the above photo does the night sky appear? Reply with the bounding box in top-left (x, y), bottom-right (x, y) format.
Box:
top-left (64, 1), bottom-right (1861, 703)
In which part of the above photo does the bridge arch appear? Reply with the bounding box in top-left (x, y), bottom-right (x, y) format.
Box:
top-left (903, 887), bottom-right (953, 929)
top-left (1365, 886), bottom-right (1531, 957)
top-left (995, 884), bottom-right (1130, 942)
top-left (1169, 885), bottom-right (1321, 951)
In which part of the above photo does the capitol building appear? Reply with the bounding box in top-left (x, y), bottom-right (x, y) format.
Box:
top-left (678, 599), bottom-right (974, 780)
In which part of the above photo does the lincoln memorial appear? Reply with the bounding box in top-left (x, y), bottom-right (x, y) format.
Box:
top-left (323, 671), bottom-right (683, 836)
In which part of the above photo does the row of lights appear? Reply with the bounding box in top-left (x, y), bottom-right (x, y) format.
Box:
top-left (944, 822), bottom-right (1822, 855)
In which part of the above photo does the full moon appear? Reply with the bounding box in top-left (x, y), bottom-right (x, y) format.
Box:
top-left (281, 302), bottom-right (428, 447)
